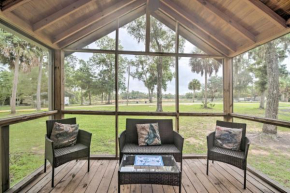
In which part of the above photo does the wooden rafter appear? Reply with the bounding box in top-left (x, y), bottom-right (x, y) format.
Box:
top-left (160, 0), bottom-right (236, 52)
top-left (1, 0), bottom-right (31, 12)
top-left (0, 11), bottom-right (58, 48)
top-left (193, 0), bottom-right (256, 43)
top-left (287, 18), bottom-right (290, 26)
top-left (52, 0), bottom-right (138, 44)
top-left (159, 2), bottom-right (230, 56)
top-left (58, 0), bottom-right (146, 48)
top-left (33, 0), bottom-right (93, 32)
top-left (242, 0), bottom-right (287, 29)
top-left (231, 27), bottom-right (290, 57)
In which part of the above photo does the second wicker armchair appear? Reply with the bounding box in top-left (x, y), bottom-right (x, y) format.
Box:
top-left (207, 120), bottom-right (250, 189)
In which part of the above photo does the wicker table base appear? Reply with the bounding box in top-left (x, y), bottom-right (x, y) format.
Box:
top-left (118, 155), bottom-right (182, 193)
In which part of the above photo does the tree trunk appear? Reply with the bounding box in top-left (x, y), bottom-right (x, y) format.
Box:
top-left (107, 92), bottom-right (111, 104)
top-left (263, 42), bottom-right (279, 135)
top-left (101, 93), bottom-right (104, 103)
top-left (11, 56), bottom-right (20, 114)
top-left (80, 89), bottom-right (84, 105)
top-left (148, 89), bottom-right (152, 103)
top-left (259, 91), bottom-right (265, 109)
top-left (192, 90), bottom-right (195, 102)
top-left (126, 65), bottom-right (130, 106)
top-left (237, 91), bottom-right (240, 102)
top-left (204, 70), bottom-right (208, 108)
top-left (281, 93), bottom-right (285, 102)
top-left (284, 92), bottom-right (288, 102)
top-left (89, 90), bottom-right (91, 105)
top-left (36, 56), bottom-right (43, 111)
top-left (156, 57), bottom-right (163, 112)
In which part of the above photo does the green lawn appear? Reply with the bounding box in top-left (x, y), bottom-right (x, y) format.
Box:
top-left (1, 102), bottom-right (290, 188)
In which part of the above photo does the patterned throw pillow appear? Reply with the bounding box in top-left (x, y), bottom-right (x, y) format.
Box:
top-left (214, 126), bottom-right (242, 151)
top-left (136, 123), bottom-right (161, 146)
top-left (50, 122), bottom-right (79, 149)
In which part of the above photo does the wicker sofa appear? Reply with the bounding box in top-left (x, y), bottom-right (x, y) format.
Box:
top-left (119, 119), bottom-right (184, 170)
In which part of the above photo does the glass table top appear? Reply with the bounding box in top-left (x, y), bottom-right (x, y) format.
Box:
top-left (119, 155), bottom-right (180, 173)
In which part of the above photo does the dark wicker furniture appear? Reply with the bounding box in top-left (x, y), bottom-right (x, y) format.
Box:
top-left (119, 119), bottom-right (184, 170)
top-left (118, 155), bottom-right (181, 193)
top-left (207, 120), bottom-right (250, 189)
top-left (44, 118), bottom-right (92, 187)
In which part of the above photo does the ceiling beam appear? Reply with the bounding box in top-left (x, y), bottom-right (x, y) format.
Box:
top-left (242, 0), bottom-right (287, 29)
top-left (159, 2), bottom-right (230, 56)
top-left (2, 0), bottom-right (31, 12)
top-left (160, 0), bottom-right (236, 52)
top-left (193, 0), bottom-right (256, 43)
top-left (52, 0), bottom-right (137, 44)
top-left (0, 11), bottom-right (58, 49)
top-left (58, 0), bottom-right (146, 48)
top-left (33, 0), bottom-right (93, 32)
top-left (287, 18), bottom-right (290, 27)
top-left (148, 0), bottom-right (159, 12)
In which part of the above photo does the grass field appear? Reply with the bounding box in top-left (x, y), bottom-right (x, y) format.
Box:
top-left (1, 102), bottom-right (290, 188)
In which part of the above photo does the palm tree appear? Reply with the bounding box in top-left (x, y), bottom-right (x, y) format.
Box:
top-left (188, 79), bottom-right (201, 102)
top-left (0, 29), bottom-right (40, 114)
top-left (189, 50), bottom-right (222, 108)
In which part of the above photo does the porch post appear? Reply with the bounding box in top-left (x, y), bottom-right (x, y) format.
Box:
top-left (0, 125), bottom-right (9, 192)
top-left (115, 20), bottom-right (119, 158)
top-left (175, 22), bottom-right (180, 132)
top-left (54, 50), bottom-right (64, 119)
top-left (223, 57), bottom-right (233, 122)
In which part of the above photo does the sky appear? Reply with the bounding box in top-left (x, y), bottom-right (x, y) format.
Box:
top-left (73, 21), bottom-right (224, 96)
top-left (70, 18), bottom-right (289, 96)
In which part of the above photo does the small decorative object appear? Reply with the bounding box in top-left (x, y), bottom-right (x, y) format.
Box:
top-left (50, 122), bottom-right (79, 149)
top-left (214, 125), bottom-right (242, 151)
top-left (136, 123), bottom-right (161, 146)
top-left (134, 155), bottom-right (164, 166)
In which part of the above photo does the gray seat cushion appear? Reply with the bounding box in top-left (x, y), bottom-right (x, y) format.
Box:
top-left (122, 143), bottom-right (180, 154)
top-left (210, 147), bottom-right (245, 159)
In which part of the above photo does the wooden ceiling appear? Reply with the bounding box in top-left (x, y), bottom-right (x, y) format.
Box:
top-left (0, 0), bottom-right (290, 57)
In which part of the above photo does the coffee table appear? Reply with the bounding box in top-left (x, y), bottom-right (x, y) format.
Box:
top-left (118, 155), bottom-right (181, 193)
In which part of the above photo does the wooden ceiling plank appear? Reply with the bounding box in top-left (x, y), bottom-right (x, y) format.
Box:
top-left (52, 0), bottom-right (137, 44)
top-left (193, 0), bottom-right (256, 43)
top-left (33, 0), bottom-right (93, 32)
top-left (160, 0), bottom-right (236, 52)
top-left (148, 0), bottom-right (159, 12)
top-left (57, 0), bottom-right (146, 48)
top-left (159, 2), bottom-right (230, 56)
top-left (2, 0), bottom-right (32, 12)
top-left (242, 0), bottom-right (287, 29)
top-left (0, 11), bottom-right (58, 49)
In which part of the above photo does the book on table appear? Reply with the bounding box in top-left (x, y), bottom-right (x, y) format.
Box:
top-left (134, 155), bottom-right (164, 166)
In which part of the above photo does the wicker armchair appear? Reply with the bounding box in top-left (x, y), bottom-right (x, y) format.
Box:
top-left (44, 118), bottom-right (92, 187)
top-left (207, 120), bottom-right (250, 189)
top-left (119, 119), bottom-right (184, 170)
